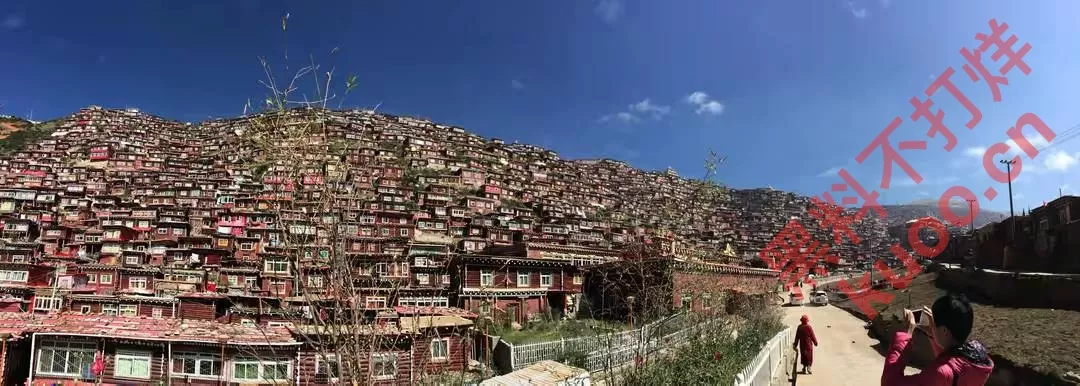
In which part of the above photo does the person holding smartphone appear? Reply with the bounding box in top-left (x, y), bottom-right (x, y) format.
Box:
top-left (881, 293), bottom-right (994, 385)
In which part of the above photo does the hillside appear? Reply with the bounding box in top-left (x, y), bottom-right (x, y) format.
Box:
top-left (0, 117), bottom-right (64, 156)
top-left (0, 105), bottom-right (907, 265)
top-left (880, 200), bottom-right (1007, 230)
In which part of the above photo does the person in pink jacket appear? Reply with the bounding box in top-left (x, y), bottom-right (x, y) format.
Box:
top-left (881, 293), bottom-right (994, 386)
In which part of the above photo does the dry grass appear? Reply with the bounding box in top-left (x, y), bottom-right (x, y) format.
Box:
top-left (835, 272), bottom-right (1080, 380)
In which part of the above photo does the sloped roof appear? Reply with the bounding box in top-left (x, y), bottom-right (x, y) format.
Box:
top-left (0, 312), bottom-right (296, 345)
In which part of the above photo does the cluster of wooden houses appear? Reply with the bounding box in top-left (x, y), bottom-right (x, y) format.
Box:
top-left (0, 106), bottom-right (895, 384)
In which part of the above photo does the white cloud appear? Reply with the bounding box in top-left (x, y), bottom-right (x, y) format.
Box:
top-left (817, 166), bottom-right (841, 177)
top-left (629, 99), bottom-right (670, 119)
top-left (1, 15), bottom-right (24, 30)
top-left (917, 190), bottom-right (930, 196)
top-left (696, 101), bottom-right (724, 115)
top-left (880, 0), bottom-right (891, 7)
top-left (963, 146), bottom-right (987, 158)
top-left (594, 0), bottom-right (624, 24)
top-left (1043, 150), bottom-right (1079, 172)
top-left (686, 92), bottom-right (708, 105)
top-left (598, 112), bottom-right (639, 124)
top-left (510, 79), bottom-right (524, 90)
top-left (846, 2), bottom-right (868, 19)
top-left (684, 91), bottom-right (725, 116)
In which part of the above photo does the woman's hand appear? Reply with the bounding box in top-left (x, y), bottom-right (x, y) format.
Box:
top-left (903, 308), bottom-right (917, 335)
top-left (919, 306), bottom-right (937, 337)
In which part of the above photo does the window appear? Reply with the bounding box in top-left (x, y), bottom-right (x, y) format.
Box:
top-left (114, 351), bottom-right (152, 379)
top-left (33, 297), bottom-right (62, 312)
top-left (239, 242), bottom-right (254, 251)
top-left (11, 254), bottom-right (25, 263)
top-left (244, 277), bottom-right (258, 289)
top-left (442, 274), bottom-right (451, 284)
top-left (480, 271), bottom-right (493, 287)
top-left (264, 260), bottom-right (289, 273)
top-left (399, 228), bottom-right (409, 237)
top-left (87, 274), bottom-right (97, 283)
top-left (681, 292), bottom-right (692, 309)
top-left (540, 273), bottom-right (552, 287)
top-left (0, 270), bottom-right (28, 282)
top-left (573, 275), bottom-right (583, 285)
top-left (152, 307), bottom-right (164, 318)
top-left (80, 305), bottom-right (92, 314)
top-left (227, 275), bottom-right (239, 287)
top-left (365, 296), bottom-right (387, 309)
top-left (381, 228), bottom-right (390, 236)
top-left (517, 272), bottom-right (530, 287)
top-left (431, 338), bottom-right (450, 361)
top-left (124, 255), bottom-right (140, 265)
top-left (172, 353), bottom-right (220, 378)
top-left (36, 342), bottom-right (96, 377)
top-left (128, 277), bottom-right (147, 290)
top-left (316, 354), bottom-right (340, 380)
top-left (119, 304), bottom-right (138, 317)
top-left (375, 263), bottom-right (389, 276)
top-left (372, 353), bottom-right (397, 380)
top-left (102, 304), bottom-right (118, 316)
top-left (415, 273), bottom-right (429, 285)
top-left (232, 359), bottom-right (291, 382)
top-left (99, 274), bottom-right (113, 284)
top-left (157, 228), bottom-right (169, 234)
top-left (306, 275), bottom-right (325, 288)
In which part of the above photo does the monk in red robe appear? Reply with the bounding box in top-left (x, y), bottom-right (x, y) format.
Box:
top-left (793, 314), bottom-right (819, 374)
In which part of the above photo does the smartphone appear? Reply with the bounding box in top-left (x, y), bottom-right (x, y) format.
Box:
top-left (912, 309), bottom-right (930, 327)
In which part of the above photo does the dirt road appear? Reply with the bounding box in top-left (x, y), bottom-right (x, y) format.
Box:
top-left (781, 301), bottom-right (919, 385)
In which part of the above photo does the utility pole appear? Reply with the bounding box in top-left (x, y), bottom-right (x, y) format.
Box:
top-left (966, 199), bottom-right (977, 234)
top-left (967, 199), bottom-right (978, 270)
top-left (999, 159), bottom-right (1017, 243)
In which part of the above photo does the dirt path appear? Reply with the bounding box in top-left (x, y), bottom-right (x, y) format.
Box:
top-left (781, 297), bottom-right (919, 385)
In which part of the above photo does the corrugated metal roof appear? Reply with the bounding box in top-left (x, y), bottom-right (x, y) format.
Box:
top-left (480, 360), bottom-right (588, 386)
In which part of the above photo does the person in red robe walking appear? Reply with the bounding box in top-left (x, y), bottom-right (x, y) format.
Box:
top-left (793, 314), bottom-right (819, 374)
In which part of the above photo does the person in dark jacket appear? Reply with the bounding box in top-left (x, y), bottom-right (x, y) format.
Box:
top-left (793, 314), bottom-right (818, 374)
top-left (882, 293), bottom-right (994, 386)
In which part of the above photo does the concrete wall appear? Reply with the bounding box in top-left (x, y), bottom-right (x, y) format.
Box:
top-left (936, 268), bottom-right (1080, 311)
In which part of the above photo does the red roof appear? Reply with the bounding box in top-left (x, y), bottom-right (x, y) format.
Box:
top-left (0, 313), bottom-right (297, 345)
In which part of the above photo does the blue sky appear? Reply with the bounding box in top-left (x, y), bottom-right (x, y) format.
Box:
top-left (1, 0), bottom-right (1078, 213)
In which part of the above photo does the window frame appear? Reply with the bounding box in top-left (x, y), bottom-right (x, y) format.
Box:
top-left (113, 350), bottom-right (153, 379)
top-left (480, 270), bottom-right (493, 287)
top-left (516, 271), bottom-right (530, 287)
top-left (128, 276), bottom-right (148, 290)
top-left (315, 354), bottom-right (340, 381)
top-left (35, 341), bottom-right (97, 377)
top-left (371, 353), bottom-right (398, 381)
top-left (171, 352), bottom-right (221, 379)
top-left (430, 338), bottom-right (450, 362)
top-left (540, 273), bottom-right (552, 287)
top-left (230, 358), bottom-right (292, 383)
top-left (119, 304), bottom-right (138, 317)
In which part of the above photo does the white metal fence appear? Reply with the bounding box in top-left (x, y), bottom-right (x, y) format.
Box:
top-left (733, 326), bottom-right (795, 386)
top-left (502, 312), bottom-right (726, 373)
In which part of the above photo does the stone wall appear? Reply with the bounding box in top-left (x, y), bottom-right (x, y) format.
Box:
top-left (936, 268), bottom-right (1080, 311)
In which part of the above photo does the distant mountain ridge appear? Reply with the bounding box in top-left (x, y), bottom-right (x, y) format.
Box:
top-left (878, 201), bottom-right (1008, 230)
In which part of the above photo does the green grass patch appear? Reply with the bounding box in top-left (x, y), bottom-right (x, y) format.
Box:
top-left (494, 318), bottom-right (629, 345)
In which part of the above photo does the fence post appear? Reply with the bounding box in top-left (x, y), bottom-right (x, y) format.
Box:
top-left (508, 341), bottom-right (515, 371)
